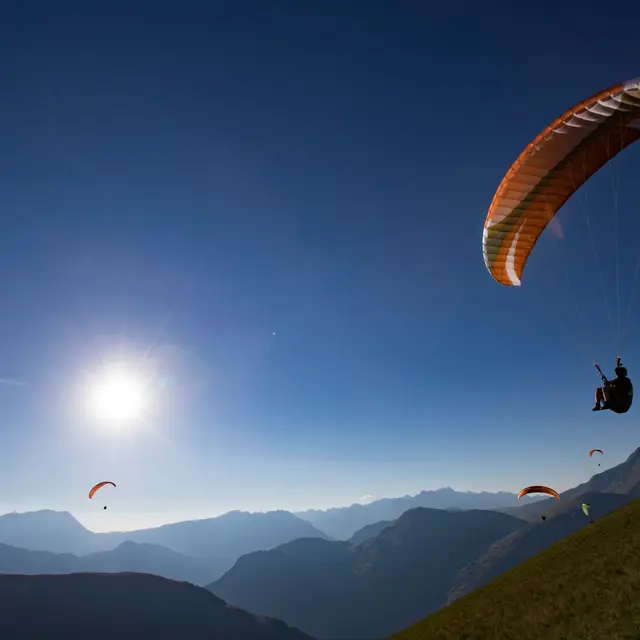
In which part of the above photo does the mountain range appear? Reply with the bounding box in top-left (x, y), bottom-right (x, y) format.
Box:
top-left (208, 446), bottom-right (640, 638)
top-left (295, 487), bottom-right (539, 539)
top-left (0, 486), bottom-right (540, 583)
top-left (210, 507), bottom-right (524, 639)
top-left (1, 447), bottom-right (638, 639)
top-left (0, 539), bottom-right (220, 586)
top-left (0, 509), bottom-right (328, 582)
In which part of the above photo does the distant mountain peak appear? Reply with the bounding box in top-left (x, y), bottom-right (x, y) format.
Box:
top-left (0, 509), bottom-right (88, 530)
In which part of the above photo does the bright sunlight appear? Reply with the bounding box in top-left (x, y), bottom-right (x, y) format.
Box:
top-left (85, 365), bottom-right (150, 424)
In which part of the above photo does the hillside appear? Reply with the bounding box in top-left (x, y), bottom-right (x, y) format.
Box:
top-left (0, 572), bottom-right (315, 640)
top-left (446, 491), bottom-right (632, 603)
top-left (210, 507), bottom-right (524, 639)
top-left (390, 497), bottom-right (640, 640)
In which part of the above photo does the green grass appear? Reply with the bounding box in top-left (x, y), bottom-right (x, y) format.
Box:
top-left (389, 497), bottom-right (640, 640)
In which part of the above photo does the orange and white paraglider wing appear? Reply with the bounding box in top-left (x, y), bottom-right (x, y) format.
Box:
top-left (89, 481), bottom-right (116, 499)
top-left (517, 485), bottom-right (561, 501)
top-left (483, 78), bottom-right (640, 287)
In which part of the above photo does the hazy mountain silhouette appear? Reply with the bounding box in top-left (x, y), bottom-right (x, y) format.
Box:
top-left (209, 507), bottom-right (524, 639)
top-left (100, 510), bottom-right (330, 557)
top-left (348, 519), bottom-right (394, 546)
top-left (0, 509), bottom-right (328, 580)
top-left (0, 509), bottom-right (95, 554)
top-left (0, 542), bottom-right (80, 574)
top-left (0, 539), bottom-right (225, 585)
top-left (296, 487), bottom-right (537, 539)
top-left (83, 540), bottom-right (225, 584)
top-left (0, 572), bottom-right (315, 640)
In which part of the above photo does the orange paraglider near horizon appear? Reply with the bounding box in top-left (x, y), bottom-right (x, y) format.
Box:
top-left (89, 481), bottom-right (116, 500)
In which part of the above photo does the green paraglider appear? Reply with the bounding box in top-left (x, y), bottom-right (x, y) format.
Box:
top-left (582, 503), bottom-right (591, 516)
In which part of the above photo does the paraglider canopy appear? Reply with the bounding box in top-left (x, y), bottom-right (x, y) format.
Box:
top-left (517, 485), bottom-right (561, 501)
top-left (482, 78), bottom-right (640, 287)
top-left (89, 481), bottom-right (116, 500)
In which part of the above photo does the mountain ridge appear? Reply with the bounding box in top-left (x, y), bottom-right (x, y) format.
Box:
top-left (209, 507), bottom-right (525, 639)
top-left (295, 487), bottom-right (540, 539)
top-left (0, 572), bottom-right (315, 640)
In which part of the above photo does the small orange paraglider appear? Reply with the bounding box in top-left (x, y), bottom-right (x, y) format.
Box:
top-left (89, 481), bottom-right (116, 510)
top-left (589, 449), bottom-right (604, 466)
top-left (89, 481), bottom-right (116, 499)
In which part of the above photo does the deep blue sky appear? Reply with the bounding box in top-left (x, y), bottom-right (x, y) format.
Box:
top-left (1, 1), bottom-right (639, 531)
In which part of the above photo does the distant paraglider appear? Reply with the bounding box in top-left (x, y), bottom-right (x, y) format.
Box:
top-left (582, 503), bottom-right (591, 516)
top-left (89, 481), bottom-right (116, 510)
top-left (589, 449), bottom-right (604, 466)
top-left (517, 486), bottom-right (561, 501)
top-left (89, 481), bottom-right (116, 499)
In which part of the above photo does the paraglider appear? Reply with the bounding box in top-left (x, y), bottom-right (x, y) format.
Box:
top-left (593, 358), bottom-right (633, 413)
top-left (89, 481), bottom-right (115, 510)
top-left (582, 503), bottom-right (591, 516)
top-left (517, 486), bottom-right (561, 501)
top-left (541, 515), bottom-right (547, 521)
top-left (589, 448), bottom-right (604, 466)
top-left (482, 78), bottom-right (640, 406)
top-left (88, 481), bottom-right (116, 499)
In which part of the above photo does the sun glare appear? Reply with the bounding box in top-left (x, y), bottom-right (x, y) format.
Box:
top-left (86, 367), bottom-right (149, 424)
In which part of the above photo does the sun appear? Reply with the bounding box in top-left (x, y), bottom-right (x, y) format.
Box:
top-left (86, 366), bottom-right (150, 424)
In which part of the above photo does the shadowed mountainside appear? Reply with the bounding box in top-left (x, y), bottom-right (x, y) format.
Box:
top-left (0, 572), bottom-right (316, 640)
top-left (348, 519), bottom-right (395, 546)
top-left (209, 507), bottom-right (524, 639)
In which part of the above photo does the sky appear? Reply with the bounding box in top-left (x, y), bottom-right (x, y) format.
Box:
top-left (1, 1), bottom-right (639, 532)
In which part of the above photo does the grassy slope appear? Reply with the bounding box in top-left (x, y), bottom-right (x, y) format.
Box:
top-left (390, 497), bottom-right (640, 640)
